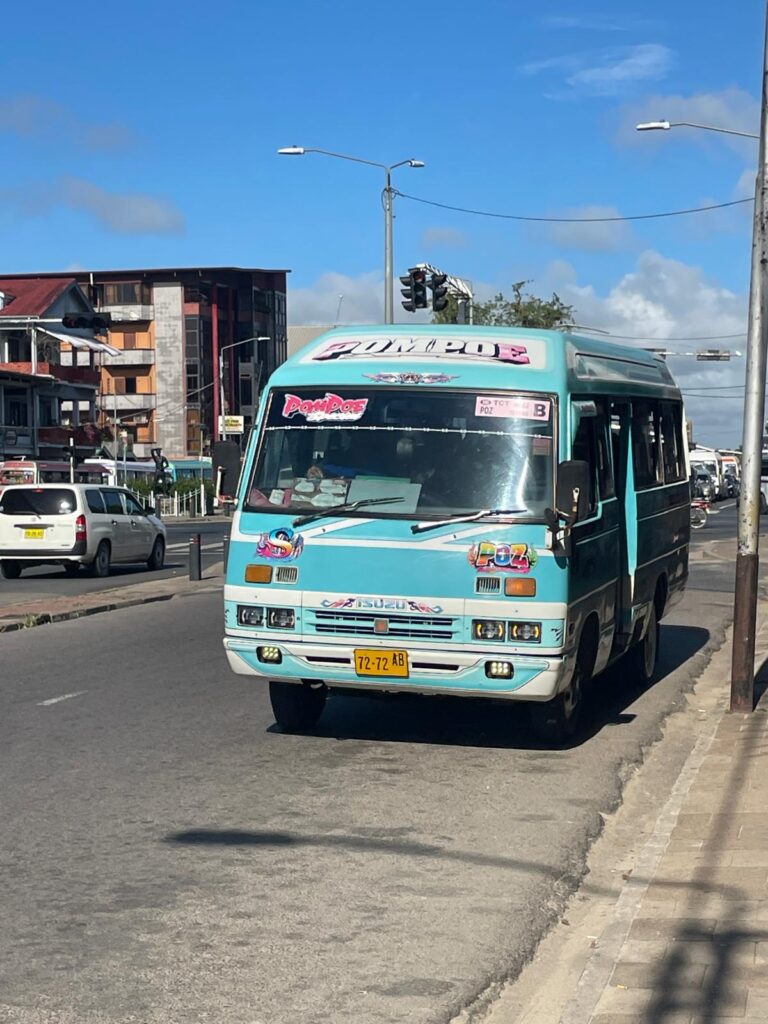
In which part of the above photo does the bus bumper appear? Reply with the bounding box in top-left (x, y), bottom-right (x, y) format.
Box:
top-left (223, 636), bottom-right (574, 702)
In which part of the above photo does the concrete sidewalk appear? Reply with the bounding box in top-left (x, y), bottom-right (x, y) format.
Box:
top-left (483, 618), bottom-right (768, 1024)
top-left (0, 561), bottom-right (223, 632)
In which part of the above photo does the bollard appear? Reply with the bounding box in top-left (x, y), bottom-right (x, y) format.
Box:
top-left (222, 534), bottom-right (230, 572)
top-left (189, 533), bottom-right (202, 581)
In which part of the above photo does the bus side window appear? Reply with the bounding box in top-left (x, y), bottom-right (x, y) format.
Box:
top-left (659, 402), bottom-right (685, 483)
top-left (572, 416), bottom-right (597, 515)
top-left (573, 400), bottom-right (614, 516)
top-left (632, 400), bottom-right (661, 489)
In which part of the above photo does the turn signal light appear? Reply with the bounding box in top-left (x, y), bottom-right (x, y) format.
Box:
top-left (245, 564), bottom-right (273, 584)
top-left (505, 578), bottom-right (536, 597)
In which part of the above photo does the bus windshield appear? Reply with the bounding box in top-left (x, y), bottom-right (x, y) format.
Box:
top-left (246, 388), bottom-right (555, 519)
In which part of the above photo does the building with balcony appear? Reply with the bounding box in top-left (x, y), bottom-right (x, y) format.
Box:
top-left (1, 267), bottom-right (289, 459)
top-left (0, 277), bottom-right (114, 461)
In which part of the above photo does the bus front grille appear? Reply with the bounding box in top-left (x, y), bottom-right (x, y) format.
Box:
top-left (309, 609), bottom-right (457, 641)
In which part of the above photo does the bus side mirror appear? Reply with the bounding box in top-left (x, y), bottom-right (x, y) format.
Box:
top-left (556, 460), bottom-right (591, 524)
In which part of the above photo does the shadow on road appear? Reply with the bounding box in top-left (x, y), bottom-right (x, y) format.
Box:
top-left (264, 624), bottom-right (711, 752)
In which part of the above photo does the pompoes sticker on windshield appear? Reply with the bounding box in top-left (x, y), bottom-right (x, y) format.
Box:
top-left (309, 335), bottom-right (543, 367)
top-left (475, 396), bottom-right (551, 421)
top-left (256, 526), bottom-right (304, 561)
top-left (282, 392), bottom-right (369, 423)
top-left (468, 540), bottom-right (538, 574)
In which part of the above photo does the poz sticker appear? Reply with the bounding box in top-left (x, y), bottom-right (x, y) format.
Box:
top-left (282, 393), bottom-right (368, 423)
top-left (468, 541), bottom-right (538, 574)
top-left (256, 527), bottom-right (304, 561)
top-left (475, 396), bottom-right (550, 421)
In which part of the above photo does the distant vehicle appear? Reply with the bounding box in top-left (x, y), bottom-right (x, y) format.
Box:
top-left (0, 459), bottom-right (109, 489)
top-left (694, 471), bottom-right (715, 501)
top-left (690, 499), bottom-right (709, 530)
top-left (723, 472), bottom-right (740, 498)
top-left (689, 449), bottom-right (727, 500)
top-left (0, 483), bottom-right (166, 579)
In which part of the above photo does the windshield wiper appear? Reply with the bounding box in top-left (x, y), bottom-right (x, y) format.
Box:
top-left (292, 496), bottom-right (405, 528)
top-left (411, 508), bottom-right (525, 534)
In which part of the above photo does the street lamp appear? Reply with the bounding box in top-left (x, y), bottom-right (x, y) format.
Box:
top-left (277, 146), bottom-right (425, 324)
top-left (218, 335), bottom-right (270, 441)
top-left (636, 120), bottom-right (759, 139)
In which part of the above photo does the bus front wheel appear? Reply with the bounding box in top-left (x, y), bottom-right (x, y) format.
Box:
top-left (269, 681), bottom-right (327, 732)
top-left (530, 654), bottom-right (587, 744)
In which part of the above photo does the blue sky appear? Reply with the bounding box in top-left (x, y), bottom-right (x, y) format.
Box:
top-left (1, 0), bottom-right (765, 443)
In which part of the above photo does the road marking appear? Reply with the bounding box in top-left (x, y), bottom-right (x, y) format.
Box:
top-left (37, 691), bottom-right (87, 706)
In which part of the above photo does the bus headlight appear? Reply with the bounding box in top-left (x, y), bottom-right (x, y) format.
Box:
top-left (509, 621), bottom-right (542, 643)
top-left (267, 607), bottom-right (296, 629)
top-left (237, 605), bottom-right (264, 627)
top-left (473, 619), bottom-right (505, 641)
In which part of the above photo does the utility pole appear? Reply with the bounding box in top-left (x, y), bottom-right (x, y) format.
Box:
top-left (384, 168), bottom-right (394, 323)
top-left (731, 1), bottom-right (768, 713)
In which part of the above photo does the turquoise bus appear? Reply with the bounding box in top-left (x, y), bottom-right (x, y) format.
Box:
top-left (223, 326), bottom-right (690, 741)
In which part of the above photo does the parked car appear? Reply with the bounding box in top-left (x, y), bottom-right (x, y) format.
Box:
top-left (0, 483), bottom-right (166, 579)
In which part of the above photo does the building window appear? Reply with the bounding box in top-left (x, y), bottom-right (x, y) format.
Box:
top-left (102, 282), bottom-right (151, 305)
top-left (185, 315), bottom-right (200, 358)
top-left (38, 396), bottom-right (58, 427)
top-left (240, 375), bottom-right (253, 407)
top-left (122, 332), bottom-right (136, 350)
top-left (4, 387), bottom-right (29, 426)
top-left (125, 377), bottom-right (137, 395)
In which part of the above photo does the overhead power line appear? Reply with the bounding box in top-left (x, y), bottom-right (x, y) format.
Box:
top-left (394, 191), bottom-right (753, 223)
top-left (584, 329), bottom-right (747, 342)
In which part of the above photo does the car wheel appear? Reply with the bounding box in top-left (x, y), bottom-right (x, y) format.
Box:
top-left (0, 561), bottom-right (22, 580)
top-left (62, 563), bottom-right (81, 576)
top-left (269, 681), bottom-right (327, 732)
top-left (629, 604), bottom-right (660, 685)
top-left (147, 537), bottom-right (165, 571)
top-left (89, 541), bottom-right (111, 578)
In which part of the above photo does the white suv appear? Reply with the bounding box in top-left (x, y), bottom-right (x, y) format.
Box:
top-left (0, 483), bottom-right (166, 579)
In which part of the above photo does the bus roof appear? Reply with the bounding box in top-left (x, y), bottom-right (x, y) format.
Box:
top-left (271, 325), bottom-right (680, 397)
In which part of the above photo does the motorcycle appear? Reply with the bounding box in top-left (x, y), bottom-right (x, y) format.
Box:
top-left (691, 498), bottom-right (709, 530)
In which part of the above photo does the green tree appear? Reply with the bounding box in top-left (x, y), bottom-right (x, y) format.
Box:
top-left (432, 280), bottom-right (574, 329)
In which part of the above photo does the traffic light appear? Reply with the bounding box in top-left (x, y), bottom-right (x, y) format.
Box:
top-left (429, 273), bottom-right (449, 312)
top-left (61, 312), bottom-right (113, 332)
top-left (412, 268), bottom-right (428, 309)
top-left (400, 272), bottom-right (416, 312)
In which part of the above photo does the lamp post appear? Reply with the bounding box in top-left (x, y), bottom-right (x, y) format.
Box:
top-left (218, 335), bottom-right (270, 441)
top-left (636, 120), bottom-right (759, 139)
top-left (277, 147), bottom-right (425, 323)
top-left (635, 29), bottom-right (768, 713)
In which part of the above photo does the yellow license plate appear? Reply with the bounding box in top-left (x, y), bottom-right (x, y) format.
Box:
top-left (354, 649), bottom-right (409, 678)
top-left (24, 529), bottom-right (45, 540)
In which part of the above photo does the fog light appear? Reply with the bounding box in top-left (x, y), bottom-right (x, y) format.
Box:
top-left (509, 621), bottom-right (542, 643)
top-left (473, 619), bottom-right (505, 641)
top-left (485, 661), bottom-right (513, 679)
top-left (257, 646), bottom-right (282, 664)
top-left (267, 607), bottom-right (295, 629)
top-left (237, 605), bottom-right (264, 627)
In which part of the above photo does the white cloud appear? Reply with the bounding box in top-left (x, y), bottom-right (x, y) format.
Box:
top-left (522, 44), bottom-right (673, 97)
top-left (0, 93), bottom-right (134, 150)
top-left (544, 206), bottom-right (634, 251)
top-left (543, 14), bottom-right (630, 31)
top-left (548, 251), bottom-right (747, 446)
top-left (58, 177), bottom-right (185, 235)
top-left (618, 87), bottom-right (759, 153)
top-left (0, 177), bottom-right (185, 235)
top-left (420, 226), bottom-right (467, 249)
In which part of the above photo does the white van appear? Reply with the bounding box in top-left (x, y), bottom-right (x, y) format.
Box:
top-left (0, 484), bottom-right (166, 579)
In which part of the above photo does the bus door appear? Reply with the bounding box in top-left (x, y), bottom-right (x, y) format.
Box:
top-left (608, 400), bottom-right (635, 651)
top-left (570, 399), bottom-right (621, 669)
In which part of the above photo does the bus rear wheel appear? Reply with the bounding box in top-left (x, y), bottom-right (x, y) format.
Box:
top-left (269, 681), bottom-right (327, 732)
top-left (629, 604), bottom-right (660, 685)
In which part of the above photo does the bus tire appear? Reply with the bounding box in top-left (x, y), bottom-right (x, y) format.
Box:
top-left (629, 603), bottom-right (660, 685)
top-left (269, 681), bottom-right (327, 732)
top-left (0, 560), bottom-right (22, 580)
top-left (530, 625), bottom-right (595, 744)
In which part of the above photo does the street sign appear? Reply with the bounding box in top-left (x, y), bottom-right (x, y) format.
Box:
top-left (696, 349), bottom-right (731, 361)
top-left (219, 415), bottom-right (245, 434)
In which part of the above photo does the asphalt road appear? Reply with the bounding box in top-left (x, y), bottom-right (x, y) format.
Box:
top-left (0, 508), bottom-right (742, 1024)
top-left (0, 520), bottom-right (230, 608)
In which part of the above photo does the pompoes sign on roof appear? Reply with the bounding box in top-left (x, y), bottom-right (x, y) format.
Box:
top-left (304, 335), bottom-right (547, 369)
